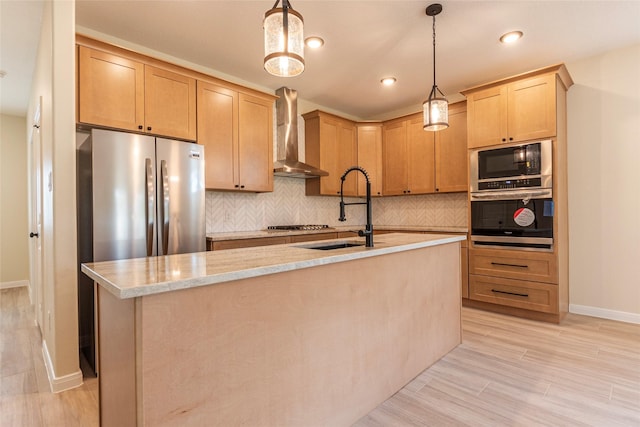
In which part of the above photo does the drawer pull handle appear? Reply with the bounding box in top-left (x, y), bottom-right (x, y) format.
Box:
top-left (491, 262), bottom-right (528, 269)
top-left (491, 289), bottom-right (529, 298)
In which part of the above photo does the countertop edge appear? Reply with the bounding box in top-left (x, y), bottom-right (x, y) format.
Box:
top-left (206, 225), bottom-right (468, 241)
top-left (84, 234), bottom-right (465, 300)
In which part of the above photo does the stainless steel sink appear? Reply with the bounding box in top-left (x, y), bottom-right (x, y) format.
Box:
top-left (298, 241), bottom-right (365, 251)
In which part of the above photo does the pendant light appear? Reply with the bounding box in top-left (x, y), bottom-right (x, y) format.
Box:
top-left (423, 3), bottom-right (448, 131)
top-left (263, 0), bottom-right (305, 77)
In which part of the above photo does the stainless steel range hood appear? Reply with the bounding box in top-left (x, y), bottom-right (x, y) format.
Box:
top-left (273, 87), bottom-right (328, 178)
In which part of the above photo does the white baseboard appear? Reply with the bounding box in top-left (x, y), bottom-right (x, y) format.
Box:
top-left (569, 304), bottom-right (640, 325)
top-left (0, 279), bottom-right (29, 290)
top-left (42, 339), bottom-right (84, 393)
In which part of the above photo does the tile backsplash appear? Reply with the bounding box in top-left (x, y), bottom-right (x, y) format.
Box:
top-left (206, 177), bottom-right (468, 233)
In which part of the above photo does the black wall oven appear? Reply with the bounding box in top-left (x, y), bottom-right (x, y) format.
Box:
top-left (471, 194), bottom-right (554, 249)
top-left (470, 140), bottom-right (554, 250)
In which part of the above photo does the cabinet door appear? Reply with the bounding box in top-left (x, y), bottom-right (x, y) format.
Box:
top-left (382, 120), bottom-right (408, 196)
top-left (78, 46), bottom-right (144, 131)
top-left (435, 103), bottom-right (468, 193)
top-left (318, 117), bottom-right (341, 195)
top-left (338, 121), bottom-right (358, 197)
top-left (356, 124), bottom-right (383, 197)
top-left (144, 65), bottom-right (197, 141)
top-left (466, 85), bottom-right (507, 148)
top-left (508, 74), bottom-right (556, 143)
top-left (197, 81), bottom-right (238, 190)
top-left (238, 93), bottom-right (274, 192)
top-left (407, 115), bottom-right (435, 194)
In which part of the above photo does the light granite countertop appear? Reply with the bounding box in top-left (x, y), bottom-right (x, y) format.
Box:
top-left (82, 233), bottom-right (465, 300)
top-left (206, 225), bottom-right (468, 241)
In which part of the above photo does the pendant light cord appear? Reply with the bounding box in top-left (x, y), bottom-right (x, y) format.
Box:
top-left (432, 13), bottom-right (437, 90)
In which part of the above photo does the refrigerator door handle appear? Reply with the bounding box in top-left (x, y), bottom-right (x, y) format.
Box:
top-left (161, 160), bottom-right (170, 255)
top-left (145, 158), bottom-right (155, 257)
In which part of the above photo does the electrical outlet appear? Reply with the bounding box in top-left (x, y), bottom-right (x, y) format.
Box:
top-left (224, 211), bottom-right (232, 222)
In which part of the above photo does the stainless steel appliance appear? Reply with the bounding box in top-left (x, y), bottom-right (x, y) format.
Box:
top-left (470, 139), bottom-right (552, 193)
top-left (470, 140), bottom-right (554, 250)
top-left (273, 87), bottom-right (329, 178)
top-left (77, 128), bottom-right (205, 372)
top-left (267, 224), bottom-right (331, 231)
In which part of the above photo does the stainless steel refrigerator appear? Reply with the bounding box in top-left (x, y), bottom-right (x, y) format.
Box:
top-left (77, 128), bottom-right (205, 372)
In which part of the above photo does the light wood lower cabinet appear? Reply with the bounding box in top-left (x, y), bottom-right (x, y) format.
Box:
top-left (467, 246), bottom-right (563, 321)
top-left (208, 233), bottom-right (339, 251)
top-left (461, 239), bottom-right (469, 299)
top-left (469, 275), bottom-right (558, 314)
top-left (469, 247), bottom-right (558, 284)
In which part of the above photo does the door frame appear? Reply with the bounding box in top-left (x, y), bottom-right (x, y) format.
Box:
top-left (28, 97), bottom-right (44, 330)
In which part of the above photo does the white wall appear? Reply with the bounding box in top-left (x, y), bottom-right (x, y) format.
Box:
top-left (0, 114), bottom-right (29, 286)
top-left (27, 0), bottom-right (81, 391)
top-left (567, 43), bottom-right (640, 322)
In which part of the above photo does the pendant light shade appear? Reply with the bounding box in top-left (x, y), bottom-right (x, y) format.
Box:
top-left (423, 3), bottom-right (448, 131)
top-left (264, 0), bottom-right (305, 77)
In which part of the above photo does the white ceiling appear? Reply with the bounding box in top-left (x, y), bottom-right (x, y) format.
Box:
top-left (3, 1), bottom-right (640, 119)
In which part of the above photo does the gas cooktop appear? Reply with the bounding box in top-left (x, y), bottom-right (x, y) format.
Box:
top-left (267, 224), bottom-right (332, 231)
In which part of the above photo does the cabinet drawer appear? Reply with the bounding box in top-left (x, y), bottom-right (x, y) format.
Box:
top-left (212, 237), bottom-right (290, 250)
top-left (289, 233), bottom-right (338, 243)
top-left (469, 248), bottom-right (557, 283)
top-left (469, 275), bottom-right (558, 314)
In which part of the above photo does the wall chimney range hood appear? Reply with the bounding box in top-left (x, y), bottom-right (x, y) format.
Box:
top-left (273, 87), bottom-right (328, 179)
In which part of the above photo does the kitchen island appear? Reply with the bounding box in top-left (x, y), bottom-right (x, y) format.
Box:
top-left (82, 233), bottom-right (464, 427)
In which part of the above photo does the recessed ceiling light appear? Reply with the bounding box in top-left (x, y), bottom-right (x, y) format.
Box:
top-left (305, 37), bottom-right (324, 49)
top-left (381, 77), bottom-right (397, 86)
top-left (500, 31), bottom-right (524, 44)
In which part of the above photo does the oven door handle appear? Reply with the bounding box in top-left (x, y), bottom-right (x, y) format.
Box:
top-left (470, 189), bottom-right (552, 201)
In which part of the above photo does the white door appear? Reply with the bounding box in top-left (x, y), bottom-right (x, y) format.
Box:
top-left (28, 98), bottom-right (44, 330)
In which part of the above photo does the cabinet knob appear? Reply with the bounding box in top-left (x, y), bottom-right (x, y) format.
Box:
top-left (436, 188), bottom-right (440, 192)
top-left (147, 126), bottom-right (152, 131)
top-left (29, 232), bottom-right (39, 238)
top-left (377, 192), bottom-right (381, 195)
top-left (138, 125), bottom-right (143, 130)
top-left (502, 138), bottom-right (506, 142)
top-left (240, 185), bottom-right (245, 189)
top-left (407, 190), bottom-right (411, 194)
top-left (235, 184), bottom-right (239, 188)
top-left (509, 137), bottom-right (513, 141)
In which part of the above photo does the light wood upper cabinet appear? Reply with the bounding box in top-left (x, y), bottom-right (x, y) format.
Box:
top-left (382, 119), bottom-right (408, 195)
top-left (197, 81), bottom-right (273, 192)
top-left (237, 93), bottom-right (274, 193)
top-left (382, 103), bottom-right (466, 196)
top-left (383, 114), bottom-right (435, 196)
top-left (77, 45), bottom-right (197, 141)
top-left (304, 111), bottom-right (358, 196)
top-left (435, 102), bottom-right (468, 192)
top-left (407, 115), bottom-right (436, 194)
top-left (197, 82), bottom-right (238, 190)
top-left (356, 124), bottom-right (383, 197)
top-left (464, 71), bottom-right (558, 148)
top-left (144, 65), bottom-right (197, 140)
top-left (78, 46), bottom-right (144, 132)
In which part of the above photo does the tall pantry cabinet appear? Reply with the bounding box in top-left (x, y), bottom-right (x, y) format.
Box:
top-left (462, 64), bottom-right (574, 323)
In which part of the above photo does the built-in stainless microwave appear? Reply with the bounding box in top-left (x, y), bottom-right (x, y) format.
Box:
top-left (469, 140), bottom-right (552, 193)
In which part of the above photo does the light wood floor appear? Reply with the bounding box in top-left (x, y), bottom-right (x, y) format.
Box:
top-left (1, 286), bottom-right (638, 426)
top-left (0, 287), bottom-right (98, 427)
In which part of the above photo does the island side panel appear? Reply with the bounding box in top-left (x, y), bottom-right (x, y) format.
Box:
top-left (98, 286), bottom-right (137, 427)
top-left (137, 242), bottom-right (461, 426)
